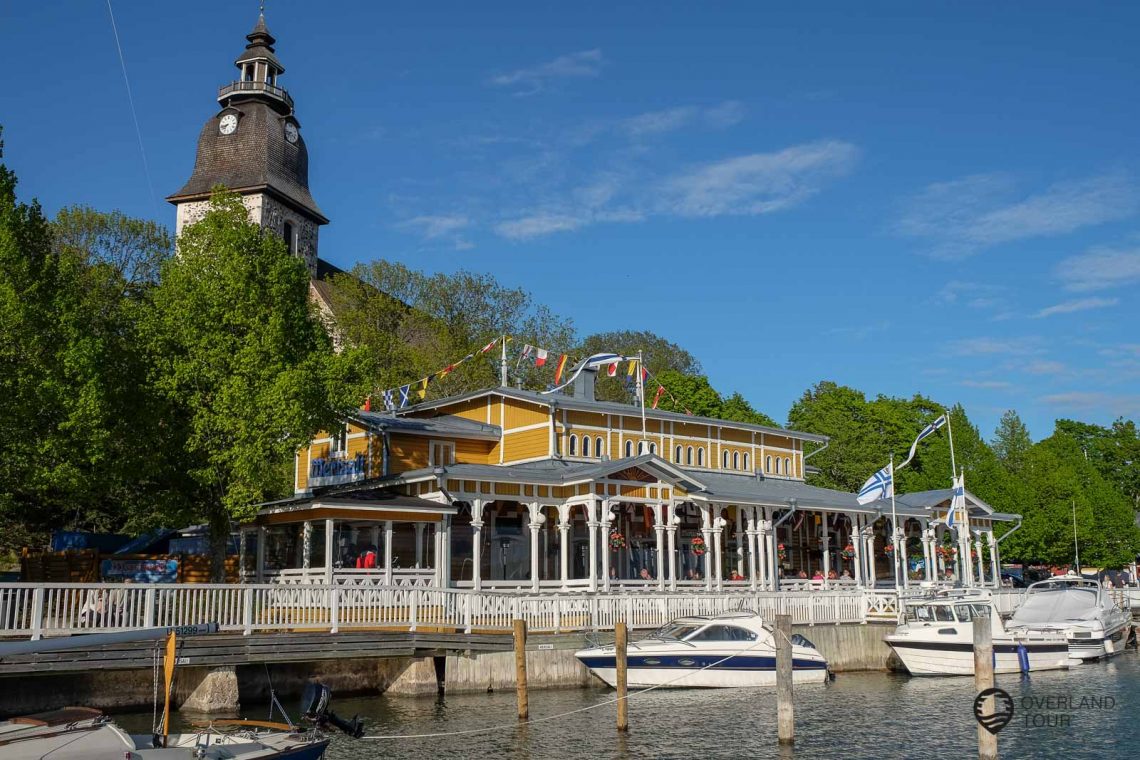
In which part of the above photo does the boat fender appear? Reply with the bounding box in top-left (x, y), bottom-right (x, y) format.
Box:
top-left (1017, 644), bottom-right (1030, 677)
top-left (826, 669), bottom-right (836, 683)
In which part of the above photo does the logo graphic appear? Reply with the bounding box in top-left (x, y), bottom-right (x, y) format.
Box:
top-left (974, 687), bottom-right (1015, 734)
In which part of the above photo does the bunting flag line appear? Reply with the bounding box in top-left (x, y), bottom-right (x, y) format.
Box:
top-left (479, 337), bottom-right (498, 354)
top-left (607, 362), bottom-right (618, 377)
top-left (652, 385), bottom-right (666, 409)
top-left (626, 360), bottom-right (637, 377)
top-left (535, 348), bottom-right (549, 367)
top-left (363, 396), bottom-right (372, 412)
top-left (398, 384), bottom-right (411, 409)
top-left (417, 376), bottom-right (430, 400)
top-left (553, 354), bottom-right (569, 384)
top-left (518, 344), bottom-right (535, 368)
top-left (382, 389), bottom-right (395, 411)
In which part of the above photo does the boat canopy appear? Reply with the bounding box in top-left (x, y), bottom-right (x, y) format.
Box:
top-left (1010, 586), bottom-right (1100, 625)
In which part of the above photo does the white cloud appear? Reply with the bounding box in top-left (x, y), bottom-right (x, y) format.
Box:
top-left (1039, 391), bottom-right (1140, 415)
top-left (621, 107), bottom-right (698, 137)
top-left (1033, 296), bottom-right (1119, 318)
top-left (896, 173), bottom-right (1140, 259)
top-left (960, 380), bottom-right (1013, 389)
top-left (658, 140), bottom-right (858, 218)
top-left (397, 214), bottom-right (469, 239)
top-left (947, 337), bottom-right (1043, 356)
top-left (703, 100), bottom-right (745, 128)
top-left (494, 214), bottom-right (584, 240)
top-left (1055, 243), bottom-right (1140, 292)
top-left (487, 49), bottom-right (604, 94)
top-left (1023, 360), bottom-right (1067, 375)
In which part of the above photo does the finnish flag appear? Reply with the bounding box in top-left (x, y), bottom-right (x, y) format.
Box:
top-left (857, 465), bottom-right (893, 505)
top-left (899, 414), bottom-right (948, 468)
top-left (944, 474), bottom-right (965, 528)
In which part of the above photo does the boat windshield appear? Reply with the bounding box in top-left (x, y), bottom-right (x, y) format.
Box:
top-left (653, 623), bottom-right (703, 640)
top-left (905, 604), bottom-right (956, 623)
top-left (954, 603), bottom-right (991, 622)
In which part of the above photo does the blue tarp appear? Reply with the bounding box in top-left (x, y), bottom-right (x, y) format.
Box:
top-left (50, 531), bottom-right (130, 553)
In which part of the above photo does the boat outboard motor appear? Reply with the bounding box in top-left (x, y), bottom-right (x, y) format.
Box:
top-left (300, 682), bottom-right (365, 738)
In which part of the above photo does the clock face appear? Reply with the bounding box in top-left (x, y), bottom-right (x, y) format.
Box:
top-left (219, 114), bottom-right (238, 135)
top-left (284, 122), bottom-right (299, 144)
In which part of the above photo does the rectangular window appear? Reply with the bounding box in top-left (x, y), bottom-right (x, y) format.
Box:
top-left (430, 440), bottom-right (456, 466)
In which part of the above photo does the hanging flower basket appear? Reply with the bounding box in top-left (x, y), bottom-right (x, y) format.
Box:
top-left (691, 536), bottom-right (707, 556)
top-left (608, 530), bottom-right (626, 550)
top-left (777, 543), bottom-right (787, 562)
top-left (883, 544), bottom-right (895, 555)
top-left (840, 544), bottom-right (855, 560)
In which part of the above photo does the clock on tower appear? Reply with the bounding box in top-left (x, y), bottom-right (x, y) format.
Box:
top-left (166, 12), bottom-right (327, 277)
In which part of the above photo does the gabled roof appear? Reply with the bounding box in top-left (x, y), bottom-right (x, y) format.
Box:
top-left (352, 410), bottom-right (500, 440)
top-left (400, 386), bottom-right (828, 444)
top-left (688, 470), bottom-right (875, 512)
top-left (896, 488), bottom-right (995, 515)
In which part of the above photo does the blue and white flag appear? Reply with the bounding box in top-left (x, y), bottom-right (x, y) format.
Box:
top-left (398, 384), bottom-right (411, 408)
top-left (943, 473), bottom-right (965, 528)
top-left (898, 414), bottom-right (948, 469)
top-left (857, 465), bottom-right (893, 505)
top-left (382, 389), bottom-right (395, 411)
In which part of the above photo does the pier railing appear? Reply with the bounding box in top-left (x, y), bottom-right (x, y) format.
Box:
top-left (0, 582), bottom-right (906, 640)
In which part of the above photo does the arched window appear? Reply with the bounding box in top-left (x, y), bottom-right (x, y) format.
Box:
top-left (785, 457), bottom-right (792, 476)
top-left (582, 436), bottom-right (591, 457)
top-left (625, 440), bottom-right (633, 458)
top-left (697, 448), bottom-right (704, 467)
top-left (675, 445), bottom-right (683, 463)
top-left (733, 451), bottom-right (740, 470)
top-left (243, 64), bottom-right (254, 82)
top-left (743, 453), bottom-right (750, 471)
top-left (722, 451), bottom-right (730, 468)
top-left (686, 446), bottom-right (693, 465)
top-left (568, 435), bottom-right (577, 456)
top-left (649, 442), bottom-right (657, 455)
top-left (596, 437), bottom-right (605, 457)
top-left (765, 455), bottom-right (772, 473)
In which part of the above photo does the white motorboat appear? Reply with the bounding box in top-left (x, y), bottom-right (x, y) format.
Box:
top-left (886, 591), bottom-right (1071, 676)
top-left (0, 707), bottom-right (331, 759)
top-left (1005, 575), bottom-right (1133, 662)
top-left (574, 611), bottom-right (829, 688)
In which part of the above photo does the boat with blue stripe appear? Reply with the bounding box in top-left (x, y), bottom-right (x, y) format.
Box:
top-left (574, 611), bottom-right (829, 689)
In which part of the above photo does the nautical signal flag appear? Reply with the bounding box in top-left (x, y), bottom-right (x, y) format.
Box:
top-left (608, 362), bottom-right (618, 377)
top-left (553, 354), bottom-right (568, 384)
top-left (363, 396), bottom-right (372, 412)
top-left (479, 337), bottom-right (498, 354)
top-left (652, 385), bottom-right (666, 409)
top-left (417, 376), bottom-right (431, 400)
top-left (626, 360), bottom-right (637, 377)
top-left (535, 348), bottom-right (549, 367)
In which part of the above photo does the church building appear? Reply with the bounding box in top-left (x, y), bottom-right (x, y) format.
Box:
top-left (169, 14), bottom-right (1018, 597)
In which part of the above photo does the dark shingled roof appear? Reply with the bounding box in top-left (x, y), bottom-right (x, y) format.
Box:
top-left (167, 100), bottom-right (327, 222)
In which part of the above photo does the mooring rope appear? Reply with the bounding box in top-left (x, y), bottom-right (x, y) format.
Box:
top-left (362, 626), bottom-right (805, 741)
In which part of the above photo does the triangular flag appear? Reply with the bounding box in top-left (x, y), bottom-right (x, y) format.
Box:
top-left (439, 364), bottom-right (456, 379)
top-left (652, 385), bottom-right (666, 409)
top-left (553, 354), bottom-right (568, 384)
top-left (480, 337), bottom-right (498, 354)
top-left (363, 396), bottom-right (372, 412)
top-left (607, 362), bottom-right (618, 377)
top-left (417, 376), bottom-right (430, 400)
top-left (535, 348), bottom-right (549, 367)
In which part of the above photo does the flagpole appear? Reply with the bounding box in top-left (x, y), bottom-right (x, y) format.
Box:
top-left (637, 351), bottom-right (647, 441)
top-left (945, 408), bottom-right (957, 484)
top-left (890, 453), bottom-right (902, 591)
top-left (499, 335), bottom-right (508, 387)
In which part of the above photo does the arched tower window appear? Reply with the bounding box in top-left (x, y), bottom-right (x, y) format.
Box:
top-left (743, 453), bottom-right (750, 471)
top-left (568, 435), bottom-right (577, 456)
top-left (675, 445), bottom-right (683, 463)
top-left (765, 455), bottom-right (772, 473)
top-left (785, 457), bottom-right (792, 476)
top-left (625, 440), bottom-right (633, 458)
top-left (686, 446), bottom-right (693, 465)
top-left (697, 448), bottom-right (704, 467)
top-left (596, 437), bottom-right (605, 457)
top-left (733, 452), bottom-right (740, 470)
top-left (722, 451), bottom-right (730, 469)
top-left (582, 436), bottom-right (591, 457)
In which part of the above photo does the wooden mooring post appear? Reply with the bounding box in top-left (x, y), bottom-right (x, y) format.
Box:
top-left (513, 618), bottom-right (528, 721)
top-left (775, 614), bottom-right (794, 745)
top-left (615, 621), bottom-right (629, 732)
top-left (974, 616), bottom-right (997, 760)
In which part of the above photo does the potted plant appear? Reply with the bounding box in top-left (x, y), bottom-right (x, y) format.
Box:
top-left (608, 530), bottom-right (626, 551)
top-left (777, 543), bottom-right (787, 562)
top-left (840, 544), bottom-right (855, 560)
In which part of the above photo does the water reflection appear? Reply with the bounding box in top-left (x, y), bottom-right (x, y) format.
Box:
top-left (119, 651), bottom-right (1139, 759)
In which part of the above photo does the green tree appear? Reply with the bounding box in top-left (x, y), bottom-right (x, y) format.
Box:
top-left (992, 409), bottom-right (1032, 473)
top-left (650, 371), bottom-right (778, 427)
top-left (146, 190), bottom-right (361, 574)
top-left (328, 261), bottom-right (575, 398)
top-left (1055, 417), bottom-right (1140, 510)
top-left (576, 330), bottom-right (699, 403)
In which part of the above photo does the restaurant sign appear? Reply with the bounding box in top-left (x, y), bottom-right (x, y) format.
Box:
top-left (309, 452), bottom-right (367, 487)
top-left (101, 558), bottom-right (179, 583)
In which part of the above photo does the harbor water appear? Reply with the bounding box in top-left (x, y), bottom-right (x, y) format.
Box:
top-left (126, 651), bottom-right (1139, 758)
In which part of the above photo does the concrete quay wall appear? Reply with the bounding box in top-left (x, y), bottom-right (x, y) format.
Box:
top-left (0, 622), bottom-right (897, 716)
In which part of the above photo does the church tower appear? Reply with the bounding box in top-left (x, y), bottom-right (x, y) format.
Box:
top-left (167, 13), bottom-right (327, 276)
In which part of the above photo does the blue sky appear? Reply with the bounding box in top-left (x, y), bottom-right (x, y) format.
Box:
top-left (2, 1), bottom-right (1139, 440)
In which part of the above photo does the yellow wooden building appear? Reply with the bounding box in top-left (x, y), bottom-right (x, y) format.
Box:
top-left (242, 366), bottom-right (1017, 592)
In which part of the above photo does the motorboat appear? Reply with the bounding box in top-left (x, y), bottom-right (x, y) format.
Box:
top-left (886, 590), bottom-right (1071, 676)
top-left (0, 706), bottom-right (330, 759)
top-left (574, 611), bottom-right (829, 688)
top-left (1005, 574), bottom-right (1133, 662)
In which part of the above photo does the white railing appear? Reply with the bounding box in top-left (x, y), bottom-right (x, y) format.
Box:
top-left (0, 582), bottom-right (909, 640)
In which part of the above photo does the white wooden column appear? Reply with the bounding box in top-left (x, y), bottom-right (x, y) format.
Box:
top-left (601, 501), bottom-right (615, 592)
top-left (974, 535), bottom-right (985, 585)
top-left (528, 503), bottom-right (544, 593)
top-left (701, 504), bottom-right (714, 592)
top-left (558, 505), bottom-right (571, 590)
top-left (987, 529), bottom-right (1000, 588)
top-left (587, 500), bottom-right (600, 593)
top-left (820, 524), bottom-right (831, 588)
top-left (441, 515), bottom-right (452, 588)
top-left (471, 500), bottom-right (485, 591)
top-left (653, 504), bottom-right (666, 591)
top-left (323, 518), bottom-right (335, 584)
top-left (383, 520), bottom-right (394, 585)
top-left (747, 507), bottom-right (759, 592)
top-left (666, 505), bottom-right (678, 591)
top-left (712, 516), bottom-right (725, 591)
top-left (758, 513), bottom-right (771, 591)
top-left (302, 521), bottom-right (313, 570)
top-left (850, 515), bottom-right (863, 587)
